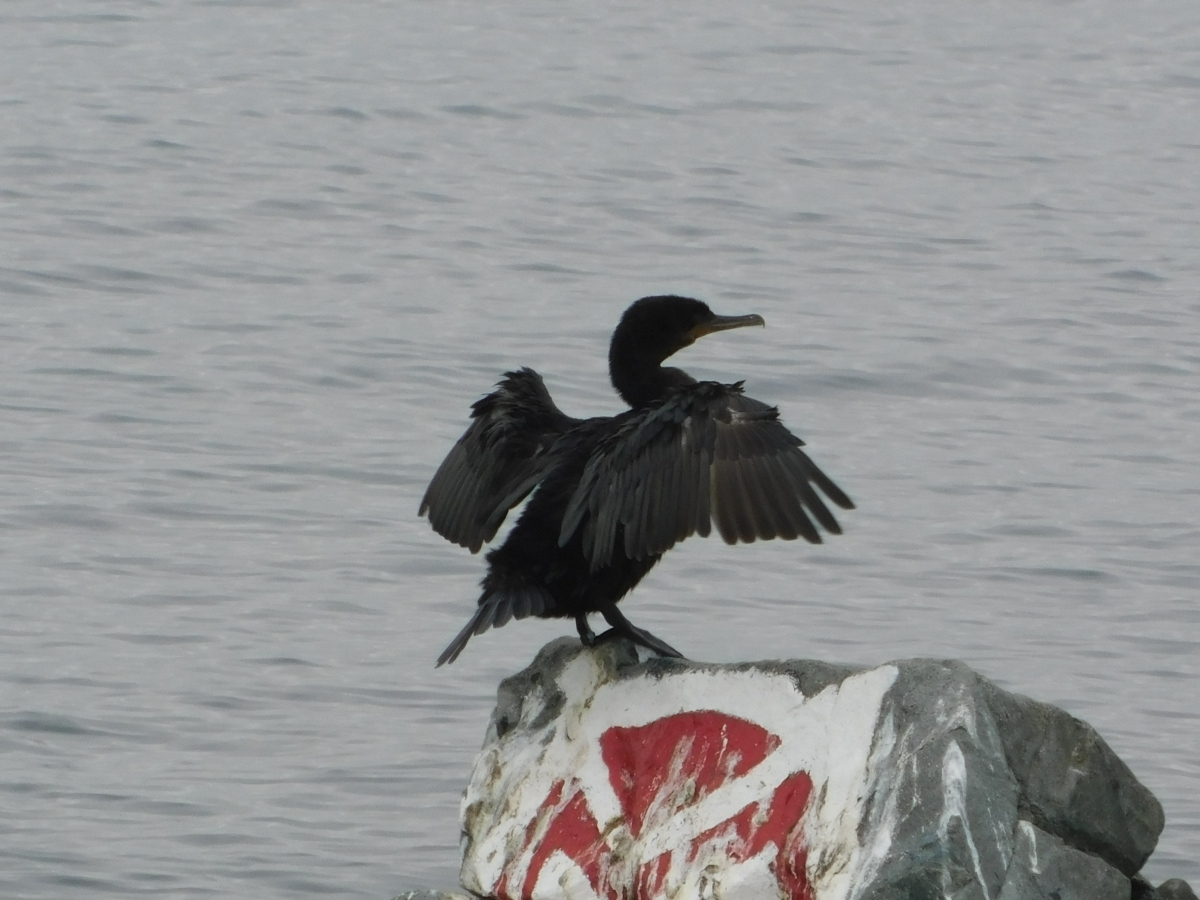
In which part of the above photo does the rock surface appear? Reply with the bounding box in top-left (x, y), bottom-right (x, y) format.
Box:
top-left (451, 638), bottom-right (1166, 900)
top-left (995, 821), bottom-right (1128, 900)
top-left (1134, 875), bottom-right (1200, 900)
top-left (1156, 879), bottom-right (1200, 900)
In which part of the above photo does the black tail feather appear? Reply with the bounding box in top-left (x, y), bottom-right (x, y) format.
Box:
top-left (436, 603), bottom-right (490, 667)
top-left (435, 585), bottom-right (554, 666)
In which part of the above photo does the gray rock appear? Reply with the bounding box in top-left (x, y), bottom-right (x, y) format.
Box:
top-left (979, 679), bottom-right (1164, 876)
top-left (454, 638), bottom-right (1164, 900)
top-left (1155, 878), bottom-right (1200, 900)
top-left (996, 821), bottom-right (1129, 900)
top-left (845, 658), bottom-right (1021, 900)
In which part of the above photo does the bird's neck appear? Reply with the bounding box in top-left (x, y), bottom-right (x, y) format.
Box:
top-left (610, 355), bottom-right (695, 408)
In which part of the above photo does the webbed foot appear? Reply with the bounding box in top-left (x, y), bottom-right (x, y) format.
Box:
top-left (597, 604), bottom-right (685, 659)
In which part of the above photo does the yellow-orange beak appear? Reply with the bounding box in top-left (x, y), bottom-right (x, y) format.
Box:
top-left (687, 313), bottom-right (766, 342)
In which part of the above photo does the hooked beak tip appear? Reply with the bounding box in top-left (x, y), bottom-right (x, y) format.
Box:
top-left (691, 313), bottom-right (766, 339)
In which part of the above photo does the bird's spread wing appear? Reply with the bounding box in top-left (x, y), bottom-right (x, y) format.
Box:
top-left (559, 382), bottom-right (854, 570)
top-left (420, 368), bottom-right (579, 552)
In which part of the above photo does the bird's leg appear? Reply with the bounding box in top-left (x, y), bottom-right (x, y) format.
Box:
top-left (575, 613), bottom-right (598, 647)
top-left (597, 603), bottom-right (685, 659)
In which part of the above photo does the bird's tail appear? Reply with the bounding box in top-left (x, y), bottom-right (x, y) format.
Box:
top-left (435, 583), bottom-right (554, 667)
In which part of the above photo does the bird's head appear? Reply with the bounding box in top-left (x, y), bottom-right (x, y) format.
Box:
top-left (609, 295), bottom-right (765, 406)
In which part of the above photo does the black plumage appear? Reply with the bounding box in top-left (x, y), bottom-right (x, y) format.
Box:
top-left (419, 295), bottom-right (854, 665)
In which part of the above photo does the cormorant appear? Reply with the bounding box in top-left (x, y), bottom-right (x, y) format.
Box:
top-left (420, 295), bottom-right (854, 665)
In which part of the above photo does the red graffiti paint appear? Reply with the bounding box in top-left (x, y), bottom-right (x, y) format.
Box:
top-left (494, 710), bottom-right (814, 900)
top-left (600, 711), bottom-right (780, 836)
top-left (519, 781), bottom-right (605, 900)
top-left (688, 770), bottom-right (814, 900)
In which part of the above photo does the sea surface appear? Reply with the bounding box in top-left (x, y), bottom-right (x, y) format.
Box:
top-left (2, 2), bottom-right (1198, 897)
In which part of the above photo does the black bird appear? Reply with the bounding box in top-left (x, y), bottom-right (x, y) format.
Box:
top-left (420, 295), bottom-right (854, 666)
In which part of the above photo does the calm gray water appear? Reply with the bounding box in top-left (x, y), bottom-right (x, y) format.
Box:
top-left (2, 2), bottom-right (1197, 897)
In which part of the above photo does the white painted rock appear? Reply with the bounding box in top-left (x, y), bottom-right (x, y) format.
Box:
top-left (456, 638), bottom-right (1164, 900)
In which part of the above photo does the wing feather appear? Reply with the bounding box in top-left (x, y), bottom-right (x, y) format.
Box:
top-left (560, 382), bottom-right (853, 567)
top-left (782, 453), bottom-right (843, 535)
top-left (761, 455), bottom-right (801, 542)
top-left (420, 368), bottom-right (579, 552)
top-left (725, 458), bottom-right (752, 543)
top-left (695, 446), bottom-right (712, 538)
top-left (675, 437), bottom-right (695, 545)
top-left (745, 455), bottom-right (781, 541)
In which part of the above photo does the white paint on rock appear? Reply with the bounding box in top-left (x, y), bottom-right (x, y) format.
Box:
top-left (841, 710), bottom-right (899, 900)
top-left (460, 656), bottom-right (900, 900)
top-left (939, 740), bottom-right (993, 900)
top-left (539, 849), bottom-right (603, 900)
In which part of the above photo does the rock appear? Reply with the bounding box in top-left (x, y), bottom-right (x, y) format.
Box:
top-left (456, 638), bottom-right (1165, 900)
top-left (1158, 879), bottom-right (1200, 900)
top-left (1134, 877), bottom-right (1200, 900)
top-left (980, 680), bottom-right (1164, 876)
top-left (996, 821), bottom-right (1128, 900)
